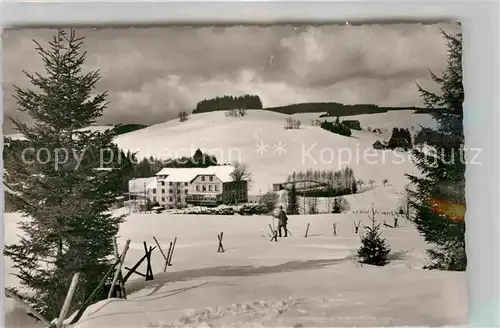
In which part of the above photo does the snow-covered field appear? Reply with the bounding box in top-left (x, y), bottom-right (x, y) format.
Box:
top-left (4, 110), bottom-right (467, 327)
top-left (5, 191), bottom-right (467, 327)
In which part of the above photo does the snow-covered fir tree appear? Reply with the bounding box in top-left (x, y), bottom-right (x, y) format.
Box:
top-left (357, 204), bottom-right (391, 266)
top-left (3, 29), bottom-right (133, 318)
top-left (406, 31), bottom-right (466, 271)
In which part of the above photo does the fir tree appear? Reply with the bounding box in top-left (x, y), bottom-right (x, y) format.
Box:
top-left (357, 204), bottom-right (391, 266)
top-left (3, 29), bottom-right (132, 318)
top-left (406, 31), bottom-right (465, 271)
top-left (351, 180), bottom-right (358, 194)
top-left (287, 184), bottom-right (300, 215)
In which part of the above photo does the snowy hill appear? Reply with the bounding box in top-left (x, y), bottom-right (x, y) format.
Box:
top-left (114, 110), bottom-right (435, 195)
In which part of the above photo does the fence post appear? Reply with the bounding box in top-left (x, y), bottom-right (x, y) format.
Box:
top-left (167, 237), bottom-right (177, 266)
top-left (56, 272), bottom-right (80, 328)
top-left (108, 239), bottom-right (131, 299)
top-left (153, 236), bottom-right (169, 272)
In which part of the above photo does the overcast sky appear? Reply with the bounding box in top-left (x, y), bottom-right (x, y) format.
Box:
top-left (2, 23), bottom-right (460, 133)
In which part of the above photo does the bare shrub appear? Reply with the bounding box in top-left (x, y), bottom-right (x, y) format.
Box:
top-left (179, 111), bottom-right (189, 122)
top-left (259, 191), bottom-right (279, 213)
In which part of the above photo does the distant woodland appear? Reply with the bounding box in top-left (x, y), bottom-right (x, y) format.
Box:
top-left (193, 94), bottom-right (430, 116)
top-left (193, 94), bottom-right (263, 113)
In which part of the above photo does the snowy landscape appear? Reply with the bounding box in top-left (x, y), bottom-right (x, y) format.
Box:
top-left (3, 23), bottom-right (466, 328)
top-left (4, 109), bottom-right (466, 327)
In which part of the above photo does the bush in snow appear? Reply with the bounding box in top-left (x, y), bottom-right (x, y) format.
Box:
top-left (259, 191), bottom-right (279, 213)
top-left (236, 203), bottom-right (268, 215)
top-left (172, 205), bottom-right (234, 215)
top-left (332, 196), bottom-right (350, 213)
top-left (179, 111), bottom-right (189, 122)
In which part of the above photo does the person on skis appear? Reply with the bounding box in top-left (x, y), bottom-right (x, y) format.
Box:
top-left (273, 205), bottom-right (289, 237)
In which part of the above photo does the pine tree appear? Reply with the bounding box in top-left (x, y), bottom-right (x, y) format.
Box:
top-left (287, 184), bottom-right (299, 215)
top-left (357, 204), bottom-right (391, 266)
top-left (406, 31), bottom-right (465, 271)
top-left (3, 29), bottom-right (132, 318)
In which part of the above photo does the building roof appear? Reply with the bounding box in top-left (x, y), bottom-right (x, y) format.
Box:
top-left (156, 165), bottom-right (235, 183)
top-left (128, 177), bottom-right (157, 193)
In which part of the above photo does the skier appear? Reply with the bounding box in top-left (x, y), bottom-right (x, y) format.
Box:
top-left (273, 205), bottom-right (289, 237)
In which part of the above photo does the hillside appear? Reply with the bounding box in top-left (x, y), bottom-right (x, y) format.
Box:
top-left (114, 109), bottom-right (436, 195)
top-left (192, 95), bottom-right (429, 117)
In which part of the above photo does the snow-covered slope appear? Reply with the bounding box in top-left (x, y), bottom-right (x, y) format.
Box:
top-left (4, 133), bottom-right (27, 141)
top-left (114, 110), bottom-right (433, 195)
top-left (4, 186), bottom-right (467, 327)
top-left (75, 125), bottom-right (114, 133)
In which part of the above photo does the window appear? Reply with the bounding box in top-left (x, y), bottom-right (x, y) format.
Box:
top-left (169, 182), bottom-right (173, 186)
top-left (153, 188), bottom-right (156, 193)
top-left (169, 197), bottom-right (172, 202)
top-left (215, 185), bottom-right (219, 192)
top-left (185, 182), bottom-right (188, 186)
top-left (196, 185), bottom-right (200, 191)
top-left (162, 189), bottom-right (165, 194)
top-left (177, 189), bottom-right (181, 194)
top-left (177, 182), bottom-right (181, 186)
top-left (201, 176), bottom-right (205, 181)
top-left (162, 197), bottom-right (165, 202)
top-left (185, 189), bottom-right (188, 194)
top-left (209, 185), bottom-right (213, 191)
top-left (209, 176), bottom-right (214, 181)
top-left (153, 196), bottom-right (156, 201)
top-left (169, 189), bottom-right (173, 194)
top-left (202, 185), bottom-right (207, 192)
top-left (161, 181), bottom-right (165, 186)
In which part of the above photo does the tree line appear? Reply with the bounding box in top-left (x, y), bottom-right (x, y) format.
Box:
top-left (267, 102), bottom-right (427, 116)
top-left (320, 117), bottom-right (352, 137)
top-left (286, 166), bottom-right (357, 196)
top-left (193, 94), bottom-right (263, 113)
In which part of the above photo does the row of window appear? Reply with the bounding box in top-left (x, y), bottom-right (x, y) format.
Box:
top-left (153, 188), bottom-right (188, 194)
top-left (160, 181), bottom-right (189, 187)
top-left (195, 184), bottom-right (219, 192)
top-left (153, 196), bottom-right (180, 203)
top-left (158, 176), bottom-right (216, 186)
top-left (152, 185), bottom-right (245, 194)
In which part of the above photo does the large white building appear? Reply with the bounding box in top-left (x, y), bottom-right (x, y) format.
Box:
top-left (128, 165), bottom-right (248, 209)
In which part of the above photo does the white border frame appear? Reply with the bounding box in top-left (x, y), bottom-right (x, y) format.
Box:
top-left (1, 1), bottom-right (499, 327)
